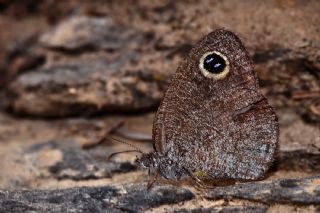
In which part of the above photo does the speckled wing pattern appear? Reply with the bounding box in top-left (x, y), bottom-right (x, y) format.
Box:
top-left (153, 30), bottom-right (279, 180)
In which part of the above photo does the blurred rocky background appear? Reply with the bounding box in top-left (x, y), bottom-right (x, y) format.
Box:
top-left (0, 0), bottom-right (319, 212)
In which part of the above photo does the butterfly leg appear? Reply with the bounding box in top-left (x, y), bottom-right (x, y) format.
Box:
top-left (147, 172), bottom-right (159, 190)
top-left (183, 167), bottom-right (211, 190)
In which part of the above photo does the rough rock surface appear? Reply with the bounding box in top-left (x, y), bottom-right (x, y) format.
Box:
top-left (278, 144), bottom-right (320, 172)
top-left (205, 176), bottom-right (320, 205)
top-left (7, 15), bottom-right (168, 117)
top-left (40, 16), bottom-right (144, 52)
top-left (0, 184), bottom-right (194, 212)
top-left (25, 140), bottom-right (136, 180)
top-left (168, 206), bottom-right (267, 213)
top-left (1, 176), bottom-right (319, 212)
top-left (8, 52), bottom-right (166, 117)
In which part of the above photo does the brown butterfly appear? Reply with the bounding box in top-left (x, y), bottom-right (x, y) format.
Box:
top-left (115, 29), bottom-right (279, 188)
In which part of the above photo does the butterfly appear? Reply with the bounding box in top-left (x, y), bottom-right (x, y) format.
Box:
top-left (114, 29), bottom-right (279, 189)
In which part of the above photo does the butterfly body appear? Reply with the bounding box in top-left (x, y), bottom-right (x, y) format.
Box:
top-left (136, 29), bottom-right (279, 184)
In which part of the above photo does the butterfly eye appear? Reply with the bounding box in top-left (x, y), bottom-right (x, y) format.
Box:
top-left (199, 51), bottom-right (230, 79)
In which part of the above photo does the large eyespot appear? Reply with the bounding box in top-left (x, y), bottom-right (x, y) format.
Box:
top-left (199, 51), bottom-right (230, 79)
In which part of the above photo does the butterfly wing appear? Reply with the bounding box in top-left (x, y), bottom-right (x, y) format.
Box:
top-left (153, 29), bottom-right (279, 180)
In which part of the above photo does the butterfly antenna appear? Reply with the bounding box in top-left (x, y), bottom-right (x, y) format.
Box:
top-left (111, 137), bottom-right (144, 153)
top-left (107, 137), bottom-right (145, 161)
top-left (107, 150), bottom-right (143, 161)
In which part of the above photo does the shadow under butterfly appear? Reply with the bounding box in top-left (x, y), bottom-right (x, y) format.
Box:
top-left (109, 29), bottom-right (279, 189)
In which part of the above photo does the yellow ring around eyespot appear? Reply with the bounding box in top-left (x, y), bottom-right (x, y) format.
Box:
top-left (199, 51), bottom-right (230, 80)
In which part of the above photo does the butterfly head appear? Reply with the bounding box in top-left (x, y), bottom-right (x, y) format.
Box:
top-left (136, 152), bottom-right (184, 181)
top-left (135, 153), bottom-right (154, 169)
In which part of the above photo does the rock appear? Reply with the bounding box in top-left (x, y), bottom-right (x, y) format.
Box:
top-left (8, 52), bottom-right (166, 117)
top-left (277, 145), bottom-right (320, 172)
top-left (0, 186), bottom-right (121, 213)
top-left (0, 184), bottom-right (194, 213)
top-left (204, 176), bottom-right (320, 205)
top-left (7, 15), bottom-right (169, 117)
top-left (116, 184), bottom-right (194, 212)
top-left (25, 140), bottom-right (136, 180)
top-left (252, 47), bottom-right (320, 123)
top-left (169, 206), bottom-right (267, 213)
top-left (40, 16), bottom-right (144, 52)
